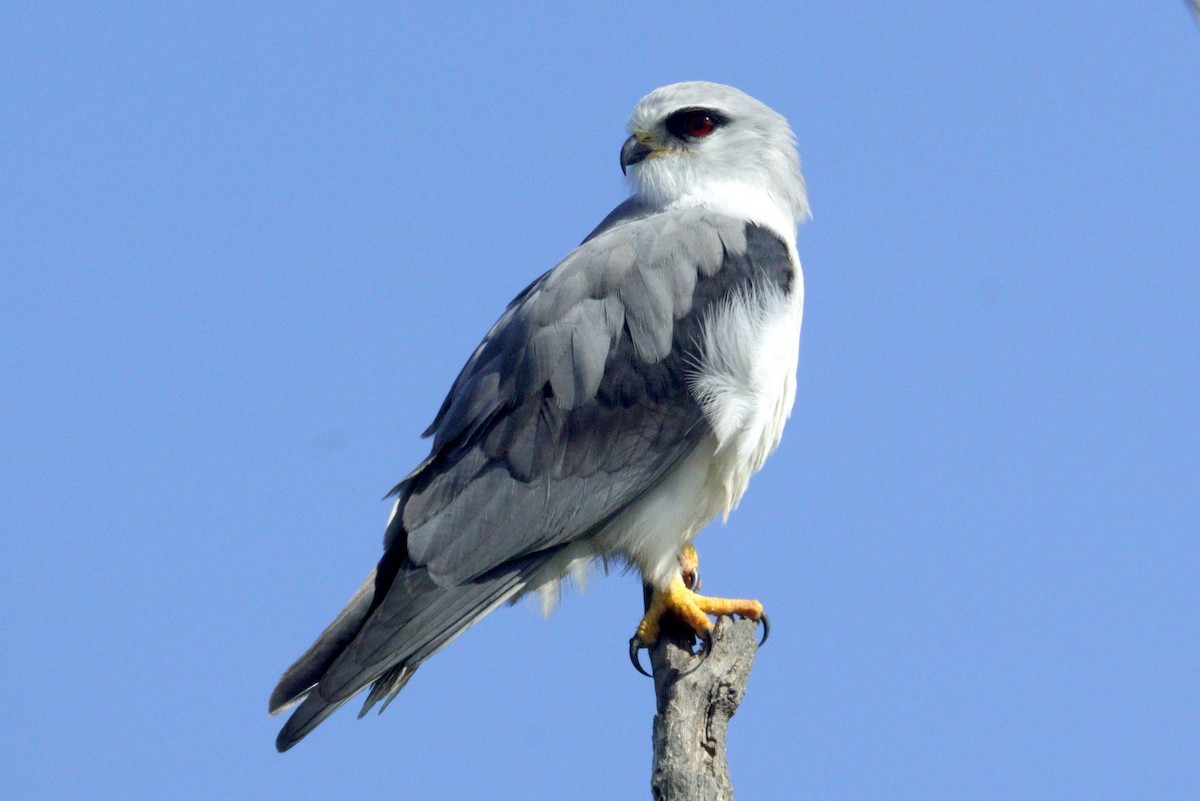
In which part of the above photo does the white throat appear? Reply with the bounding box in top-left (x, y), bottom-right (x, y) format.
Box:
top-left (635, 175), bottom-right (799, 248)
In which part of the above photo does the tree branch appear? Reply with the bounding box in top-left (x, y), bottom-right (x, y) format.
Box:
top-left (647, 616), bottom-right (760, 801)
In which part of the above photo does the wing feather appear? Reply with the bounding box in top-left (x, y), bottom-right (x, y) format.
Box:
top-left (402, 210), bottom-right (764, 584)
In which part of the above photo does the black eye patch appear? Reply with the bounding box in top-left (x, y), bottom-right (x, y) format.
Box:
top-left (664, 108), bottom-right (730, 141)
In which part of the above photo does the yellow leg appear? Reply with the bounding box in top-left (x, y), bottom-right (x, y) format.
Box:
top-left (629, 545), bottom-right (766, 675)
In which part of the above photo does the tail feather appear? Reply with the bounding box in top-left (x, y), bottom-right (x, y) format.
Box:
top-left (273, 550), bottom-right (560, 752)
top-left (269, 568), bottom-right (379, 716)
top-left (359, 663), bottom-right (415, 717)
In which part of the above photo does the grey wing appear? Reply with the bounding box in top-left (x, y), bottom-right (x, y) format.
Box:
top-left (399, 207), bottom-right (755, 583)
top-left (272, 210), bottom-right (793, 750)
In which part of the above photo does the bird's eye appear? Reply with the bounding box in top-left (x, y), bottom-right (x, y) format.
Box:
top-left (665, 108), bottom-right (726, 141)
top-left (684, 113), bottom-right (716, 137)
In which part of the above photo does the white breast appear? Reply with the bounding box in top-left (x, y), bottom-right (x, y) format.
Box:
top-left (692, 258), bottom-right (804, 516)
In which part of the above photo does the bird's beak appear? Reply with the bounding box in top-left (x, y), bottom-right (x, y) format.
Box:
top-left (620, 133), bottom-right (656, 175)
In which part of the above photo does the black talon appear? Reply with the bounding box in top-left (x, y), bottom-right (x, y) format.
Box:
top-left (757, 612), bottom-right (770, 647)
top-left (629, 636), bottom-right (652, 677)
top-left (682, 568), bottom-right (700, 591)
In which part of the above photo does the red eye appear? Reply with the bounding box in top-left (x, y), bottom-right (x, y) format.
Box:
top-left (685, 113), bottom-right (716, 137)
top-left (665, 108), bottom-right (726, 140)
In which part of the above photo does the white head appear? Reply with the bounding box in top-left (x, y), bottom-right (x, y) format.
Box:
top-left (621, 82), bottom-right (810, 234)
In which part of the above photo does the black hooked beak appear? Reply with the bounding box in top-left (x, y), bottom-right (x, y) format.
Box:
top-left (620, 135), bottom-right (654, 175)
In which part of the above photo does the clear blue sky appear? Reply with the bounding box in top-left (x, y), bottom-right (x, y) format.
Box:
top-left (2, 4), bottom-right (1197, 800)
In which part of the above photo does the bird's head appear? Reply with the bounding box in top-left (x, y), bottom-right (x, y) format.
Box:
top-left (621, 82), bottom-right (810, 232)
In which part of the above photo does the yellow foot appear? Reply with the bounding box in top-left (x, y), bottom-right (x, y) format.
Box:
top-left (629, 545), bottom-right (769, 677)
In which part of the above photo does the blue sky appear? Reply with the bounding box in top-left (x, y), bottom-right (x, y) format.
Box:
top-left (2, 3), bottom-right (1197, 799)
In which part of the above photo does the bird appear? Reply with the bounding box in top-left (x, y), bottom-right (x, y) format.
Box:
top-left (270, 81), bottom-right (811, 752)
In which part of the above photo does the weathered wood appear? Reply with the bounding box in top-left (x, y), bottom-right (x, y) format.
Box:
top-left (647, 616), bottom-right (760, 801)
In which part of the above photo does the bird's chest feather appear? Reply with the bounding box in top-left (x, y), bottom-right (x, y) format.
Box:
top-left (690, 262), bottom-right (804, 514)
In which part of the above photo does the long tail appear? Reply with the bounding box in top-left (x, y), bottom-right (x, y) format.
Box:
top-left (270, 551), bottom-right (556, 752)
